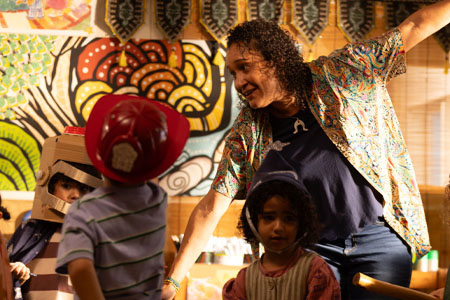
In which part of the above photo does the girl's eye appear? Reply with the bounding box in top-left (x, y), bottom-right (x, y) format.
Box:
top-left (261, 214), bottom-right (275, 221)
top-left (61, 183), bottom-right (71, 190)
top-left (284, 215), bottom-right (297, 223)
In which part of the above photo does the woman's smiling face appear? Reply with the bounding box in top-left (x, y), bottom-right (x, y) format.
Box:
top-left (226, 43), bottom-right (287, 111)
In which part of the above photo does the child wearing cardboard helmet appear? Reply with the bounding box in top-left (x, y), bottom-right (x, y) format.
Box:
top-left (8, 131), bottom-right (102, 300)
top-left (56, 94), bottom-right (190, 300)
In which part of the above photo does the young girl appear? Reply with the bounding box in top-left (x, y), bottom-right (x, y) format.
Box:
top-left (222, 170), bottom-right (340, 300)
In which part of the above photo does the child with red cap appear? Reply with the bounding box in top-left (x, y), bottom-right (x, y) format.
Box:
top-left (55, 94), bottom-right (190, 300)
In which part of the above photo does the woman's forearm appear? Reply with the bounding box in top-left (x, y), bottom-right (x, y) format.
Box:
top-left (398, 0), bottom-right (450, 52)
top-left (167, 189), bottom-right (232, 282)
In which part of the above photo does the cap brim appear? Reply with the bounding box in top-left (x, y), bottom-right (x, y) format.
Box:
top-left (85, 94), bottom-right (190, 183)
top-left (247, 151), bottom-right (305, 198)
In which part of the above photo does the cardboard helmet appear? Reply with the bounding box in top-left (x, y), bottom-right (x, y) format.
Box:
top-left (85, 94), bottom-right (190, 183)
top-left (32, 130), bottom-right (103, 223)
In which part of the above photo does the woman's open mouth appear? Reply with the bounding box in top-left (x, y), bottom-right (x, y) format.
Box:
top-left (242, 88), bottom-right (256, 98)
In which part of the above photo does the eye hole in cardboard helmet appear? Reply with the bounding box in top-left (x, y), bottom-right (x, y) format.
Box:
top-left (43, 160), bottom-right (102, 215)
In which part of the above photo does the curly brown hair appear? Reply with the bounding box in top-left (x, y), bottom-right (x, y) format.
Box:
top-left (238, 180), bottom-right (321, 249)
top-left (227, 19), bottom-right (312, 111)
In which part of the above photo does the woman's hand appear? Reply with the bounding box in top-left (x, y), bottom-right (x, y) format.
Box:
top-left (9, 262), bottom-right (31, 285)
top-left (161, 282), bottom-right (177, 300)
top-left (165, 189), bottom-right (232, 299)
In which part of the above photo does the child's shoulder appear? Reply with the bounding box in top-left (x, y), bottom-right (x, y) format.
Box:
top-left (74, 183), bottom-right (166, 209)
top-left (293, 248), bottom-right (331, 273)
top-left (305, 251), bottom-right (337, 280)
top-left (301, 249), bottom-right (327, 266)
top-left (67, 187), bottom-right (111, 215)
top-left (76, 187), bottom-right (109, 203)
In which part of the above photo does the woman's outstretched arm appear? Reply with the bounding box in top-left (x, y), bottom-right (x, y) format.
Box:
top-left (398, 0), bottom-right (450, 52)
top-left (161, 189), bottom-right (233, 300)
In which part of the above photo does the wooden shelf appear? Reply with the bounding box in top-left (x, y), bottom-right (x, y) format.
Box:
top-left (410, 269), bottom-right (448, 291)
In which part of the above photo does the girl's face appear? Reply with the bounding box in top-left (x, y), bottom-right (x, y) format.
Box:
top-left (257, 195), bottom-right (298, 252)
top-left (226, 43), bottom-right (293, 114)
top-left (53, 179), bottom-right (91, 204)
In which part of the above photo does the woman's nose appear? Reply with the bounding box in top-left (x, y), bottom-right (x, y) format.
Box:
top-left (234, 73), bottom-right (246, 92)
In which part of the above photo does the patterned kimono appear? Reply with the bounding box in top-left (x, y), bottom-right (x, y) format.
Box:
top-left (212, 28), bottom-right (430, 258)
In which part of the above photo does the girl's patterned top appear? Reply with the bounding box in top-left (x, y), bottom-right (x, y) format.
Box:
top-left (222, 247), bottom-right (340, 300)
top-left (212, 28), bottom-right (430, 258)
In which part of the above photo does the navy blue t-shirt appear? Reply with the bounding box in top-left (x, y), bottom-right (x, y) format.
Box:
top-left (268, 107), bottom-right (383, 241)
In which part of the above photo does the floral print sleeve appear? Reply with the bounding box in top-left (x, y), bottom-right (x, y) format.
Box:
top-left (212, 107), bottom-right (271, 200)
top-left (326, 28), bottom-right (406, 88)
top-left (308, 28), bottom-right (430, 258)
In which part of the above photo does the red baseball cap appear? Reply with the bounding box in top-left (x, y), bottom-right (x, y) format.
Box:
top-left (85, 94), bottom-right (190, 183)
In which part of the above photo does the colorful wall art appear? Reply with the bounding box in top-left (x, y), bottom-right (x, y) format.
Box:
top-left (0, 33), bottom-right (239, 196)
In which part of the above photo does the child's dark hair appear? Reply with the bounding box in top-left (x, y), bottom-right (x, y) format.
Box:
top-left (48, 173), bottom-right (94, 195)
top-left (238, 180), bottom-right (320, 249)
top-left (48, 161), bottom-right (100, 195)
top-left (0, 194), bottom-right (11, 220)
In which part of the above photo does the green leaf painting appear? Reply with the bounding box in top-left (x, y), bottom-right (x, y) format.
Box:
top-left (0, 122), bottom-right (40, 190)
top-left (0, 33), bottom-right (56, 120)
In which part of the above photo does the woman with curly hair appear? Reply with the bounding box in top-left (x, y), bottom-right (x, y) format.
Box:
top-left (222, 153), bottom-right (340, 299)
top-left (162, 2), bottom-right (450, 299)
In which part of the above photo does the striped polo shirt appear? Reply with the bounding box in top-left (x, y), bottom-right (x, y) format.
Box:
top-left (56, 182), bottom-right (167, 299)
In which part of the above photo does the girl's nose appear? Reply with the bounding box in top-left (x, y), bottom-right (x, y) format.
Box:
top-left (273, 218), bottom-right (283, 232)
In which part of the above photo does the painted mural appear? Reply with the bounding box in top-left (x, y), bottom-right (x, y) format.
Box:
top-left (0, 0), bottom-right (92, 35)
top-left (0, 33), bottom-right (239, 196)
